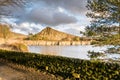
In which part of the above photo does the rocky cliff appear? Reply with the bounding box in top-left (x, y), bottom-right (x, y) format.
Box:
top-left (23, 40), bottom-right (91, 46)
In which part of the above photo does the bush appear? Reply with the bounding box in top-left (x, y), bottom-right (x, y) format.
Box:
top-left (73, 37), bottom-right (80, 41)
top-left (0, 50), bottom-right (120, 79)
top-left (10, 43), bottom-right (28, 52)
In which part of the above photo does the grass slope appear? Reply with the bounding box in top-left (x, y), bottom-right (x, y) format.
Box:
top-left (0, 24), bottom-right (26, 39)
top-left (28, 27), bottom-right (80, 41)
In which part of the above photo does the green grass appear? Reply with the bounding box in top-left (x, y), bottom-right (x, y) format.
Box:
top-left (0, 50), bottom-right (120, 79)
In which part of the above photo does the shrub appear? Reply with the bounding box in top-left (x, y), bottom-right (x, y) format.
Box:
top-left (10, 43), bottom-right (28, 52)
top-left (0, 50), bottom-right (120, 79)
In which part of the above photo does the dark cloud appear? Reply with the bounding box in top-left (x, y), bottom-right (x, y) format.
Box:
top-left (20, 7), bottom-right (77, 26)
top-left (38, 0), bottom-right (87, 14)
top-left (1, 0), bottom-right (89, 35)
top-left (0, 0), bottom-right (29, 17)
top-left (54, 12), bottom-right (77, 25)
top-left (15, 0), bottom-right (87, 26)
top-left (1, 0), bottom-right (88, 26)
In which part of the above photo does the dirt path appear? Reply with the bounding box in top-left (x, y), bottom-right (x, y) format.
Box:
top-left (0, 59), bottom-right (62, 80)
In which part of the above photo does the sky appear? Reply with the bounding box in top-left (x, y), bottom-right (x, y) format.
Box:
top-left (0, 0), bottom-right (91, 36)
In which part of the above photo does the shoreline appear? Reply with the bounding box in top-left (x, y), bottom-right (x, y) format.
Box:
top-left (23, 40), bottom-right (91, 46)
top-left (0, 38), bottom-right (91, 46)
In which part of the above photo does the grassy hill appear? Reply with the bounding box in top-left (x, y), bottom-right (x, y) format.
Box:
top-left (0, 24), bottom-right (26, 39)
top-left (28, 27), bottom-right (80, 41)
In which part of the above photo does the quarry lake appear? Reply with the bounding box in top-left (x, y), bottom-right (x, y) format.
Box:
top-left (28, 45), bottom-right (119, 60)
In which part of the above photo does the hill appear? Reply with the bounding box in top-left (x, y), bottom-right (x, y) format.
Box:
top-left (0, 24), bottom-right (26, 39)
top-left (28, 27), bottom-right (80, 41)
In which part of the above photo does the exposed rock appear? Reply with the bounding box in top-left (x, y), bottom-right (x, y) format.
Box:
top-left (23, 40), bottom-right (91, 46)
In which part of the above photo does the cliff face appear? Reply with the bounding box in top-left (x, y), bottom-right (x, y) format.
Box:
top-left (23, 40), bottom-right (91, 46)
top-left (28, 27), bottom-right (80, 41)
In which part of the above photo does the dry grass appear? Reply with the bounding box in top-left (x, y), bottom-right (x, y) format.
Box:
top-left (0, 59), bottom-right (63, 80)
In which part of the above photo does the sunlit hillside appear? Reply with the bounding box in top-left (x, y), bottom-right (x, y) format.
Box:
top-left (0, 24), bottom-right (26, 39)
top-left (28, 27), bottom-right (80, 41)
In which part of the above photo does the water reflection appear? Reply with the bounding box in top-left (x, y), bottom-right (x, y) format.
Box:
top-left (28, 45), bottom-right (109, 60)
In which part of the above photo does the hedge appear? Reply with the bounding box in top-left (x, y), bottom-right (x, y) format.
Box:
top-left (0, 50), bottom-right (120, 79)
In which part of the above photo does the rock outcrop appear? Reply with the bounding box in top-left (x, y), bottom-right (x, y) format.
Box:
top-left (25, 27), bottom-right (92, 45)
top-left (23, 40), bottom-right (91, 46)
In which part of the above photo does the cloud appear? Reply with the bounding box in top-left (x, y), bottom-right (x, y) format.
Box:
top-left (20, 7), bottom-right (77, 26)
top-left (35, 0), bottom-right (87, 14)
top-left (0, 0), bottom-right (89, 35)
top-left (1, 0), bottom-right (88, 26)
top-left (14, 0), bottom-right (88, 26)
top-left (11, 22), bottom-right (44, 34)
